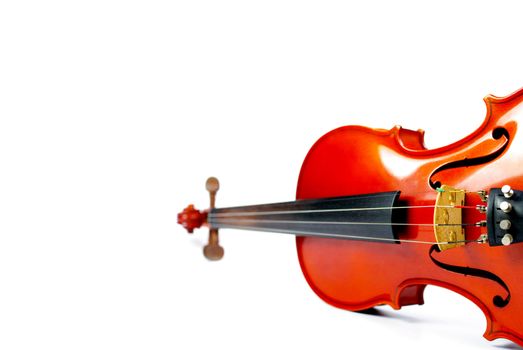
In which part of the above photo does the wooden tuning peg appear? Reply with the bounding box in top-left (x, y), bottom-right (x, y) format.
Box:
top-left (203, 177), bottom-right (224, 261)
top-left (203, 228), bottom-right (224, 261)
top-left (177, 177), bottom-right (224, 260)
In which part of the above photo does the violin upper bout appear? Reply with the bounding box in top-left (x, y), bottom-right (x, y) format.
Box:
top-left (392, 125), bottom-right (427, 151)
top-left (483, 87), bottom-right (523, 122)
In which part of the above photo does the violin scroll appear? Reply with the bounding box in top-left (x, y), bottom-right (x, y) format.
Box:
top-left (177, 204), bottom-right (206, 233)
top-left (177, 177), bottom-right (224, 261)
top-left (203, 177), bottom-right (224, 260)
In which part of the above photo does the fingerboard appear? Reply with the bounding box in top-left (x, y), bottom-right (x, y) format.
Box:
top-left (208, 191), bottom-right (401, 242)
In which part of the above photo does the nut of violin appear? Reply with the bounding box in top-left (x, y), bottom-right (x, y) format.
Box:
top-left (177, 204), bottom-right (206, 233)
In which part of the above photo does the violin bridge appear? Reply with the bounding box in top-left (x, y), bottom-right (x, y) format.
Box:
top-left (434, 185), bottom-right (465, 251)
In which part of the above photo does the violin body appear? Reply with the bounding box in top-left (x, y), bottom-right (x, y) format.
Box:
top-left (179, 88), bottom-right (523, 346)
top-left (296, 89), bottom-right (523, 345)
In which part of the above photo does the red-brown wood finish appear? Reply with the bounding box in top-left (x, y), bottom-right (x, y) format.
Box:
top-left (295, 88), bottom-right (523, 345)
top-left (178, 204), bottom-right (207, 233)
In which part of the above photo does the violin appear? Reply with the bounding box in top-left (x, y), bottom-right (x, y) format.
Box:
top-left (178, 88), bottom-right (523, 347)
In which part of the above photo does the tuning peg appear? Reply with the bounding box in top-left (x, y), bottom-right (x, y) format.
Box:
top-left (203, 228), bottom-right (224, 260)
top-left (206, 177), bottom-right (219, 207)
top-left (203, 177), bottom-right (224, 261)
top-left (178, 177), bottom-right (225, 260)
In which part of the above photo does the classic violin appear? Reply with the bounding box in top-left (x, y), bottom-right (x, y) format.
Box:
top-left (178, 88), bottom-right (523, 346)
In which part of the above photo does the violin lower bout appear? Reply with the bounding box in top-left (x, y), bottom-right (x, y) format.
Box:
top-left (295, 123), bottom-right (523, 346)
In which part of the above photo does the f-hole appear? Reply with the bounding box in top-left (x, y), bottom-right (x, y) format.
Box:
top-left (429, 245), bottom-right (510, 307)
top-left (429, 127), bottom-right (510, 190)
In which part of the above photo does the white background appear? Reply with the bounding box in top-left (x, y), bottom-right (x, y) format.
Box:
top-left (1, 1), bottom-right (523, 349)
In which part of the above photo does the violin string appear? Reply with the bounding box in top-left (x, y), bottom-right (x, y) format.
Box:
top-left (209, 218), bottom-right (478, 227)
top-left (207, 223), bottom-right (484, 245)
top-left (208, 205), bottom-right (479, 218)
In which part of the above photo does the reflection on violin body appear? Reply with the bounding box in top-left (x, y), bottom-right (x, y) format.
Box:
top-left (178, 88), bottom-right (523, 347)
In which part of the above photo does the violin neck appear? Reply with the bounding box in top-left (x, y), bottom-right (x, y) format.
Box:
top-left (207, 191), bottom-right (401, 242)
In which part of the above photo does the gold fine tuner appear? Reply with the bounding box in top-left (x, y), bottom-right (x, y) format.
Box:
top-left (203, 177), bottom-right (224, 261)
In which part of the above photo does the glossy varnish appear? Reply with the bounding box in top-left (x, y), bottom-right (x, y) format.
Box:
top-left (178, 88), bottom-right (523, 346)
top-left (296, 88), bottom-right (523, 345)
